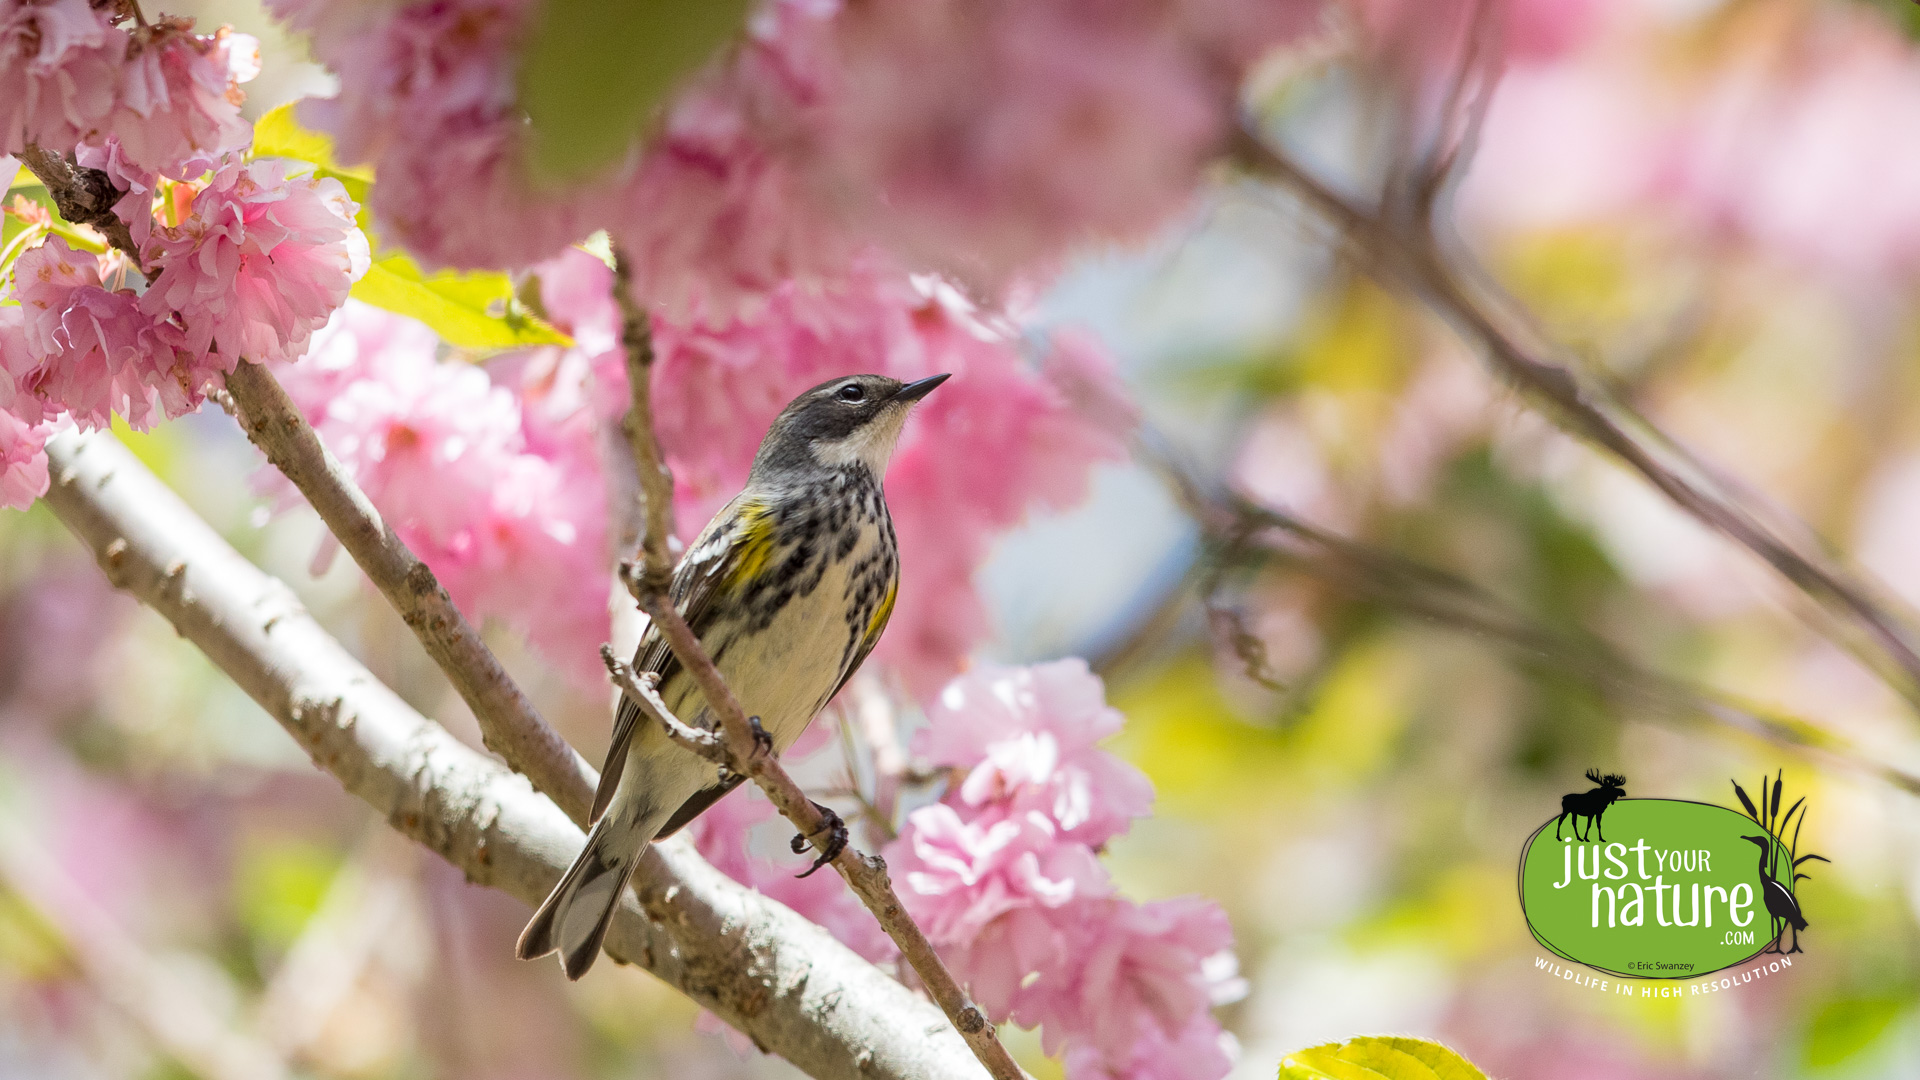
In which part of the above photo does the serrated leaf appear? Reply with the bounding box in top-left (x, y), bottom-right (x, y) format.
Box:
top-left (351, 255), bottom-right (571, 350)
top-left (251, 103), bottom-right (373, 182)
top-left (517, 0), bottom-right (752, 185)
top-left (1280, 1037), bottom-right (1488, 1080)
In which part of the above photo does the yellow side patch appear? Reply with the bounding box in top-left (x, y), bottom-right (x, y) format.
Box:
top-left (864, 577), bottom-right (898, 648)
top-left (725, 501), bottom-right (778, 589)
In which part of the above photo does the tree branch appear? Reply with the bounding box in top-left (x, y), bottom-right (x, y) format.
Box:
top-left (608, 269), bottom-right (1027, 1080)
top-left (222, 361), bottom-right (599, 827)
top-left (1142, 441), bottom-right (1920, 796)
top-left (17, 144), bottom-right (141, 264)
top-left (38, 427), bottom-right (992, 1080)
top-left (1232, 127), bottom-right (1920, 716)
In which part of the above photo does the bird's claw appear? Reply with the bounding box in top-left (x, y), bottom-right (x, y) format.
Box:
top-left (792, 801), bottom-right (847, 878)
top-left (748, 715), bottom-right (775, 758)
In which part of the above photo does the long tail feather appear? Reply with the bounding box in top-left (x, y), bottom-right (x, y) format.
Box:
top-left (517, 816), bottom-right (643, 980)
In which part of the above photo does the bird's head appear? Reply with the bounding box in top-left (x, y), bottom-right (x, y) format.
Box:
top-left (752, 373), bottom-right (950, 480)
top-left (1741, 835), bottom-right (1773, 850)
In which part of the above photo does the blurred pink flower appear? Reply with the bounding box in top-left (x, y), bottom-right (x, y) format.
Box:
top-left (612, 0), bottom-right (855, 324)
top-left (0, 0), bottom-right (122, 157)
top-left (824, 0), bottom-right (1303, 290)
top-left (1016, 896), bottom-right (1239, 1060)
top-left (273, 0), bottom-right (600, 269)
top-left (0, 405), bottom-right (49, 510)
top-left (272, 302), bottom-right (611, 685)
top-left (7, 238), bottom-right (186, 429)
top-left (1061, 1012), bottom-right (1234, 1080)
top-left (140, 157), bottom-right (370, 365)
top-left (916, 660), bottom-right (1154, 849)
top-left (107, 22), bottom-right (258, 175)
top-left (0, 305), bottom-right (44, 425)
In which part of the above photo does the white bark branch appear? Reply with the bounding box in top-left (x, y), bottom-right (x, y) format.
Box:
top-left (38, 427), bottom-right (991, 1080)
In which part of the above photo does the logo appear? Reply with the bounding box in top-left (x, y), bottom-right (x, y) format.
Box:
top-left (1518, 770), bottom-right (1828, 979)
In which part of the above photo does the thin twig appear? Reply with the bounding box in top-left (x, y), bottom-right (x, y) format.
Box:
top-left (610, 248), bottom-right (677, 585)
top-left (222, 361), bottom-right (598, 826)
top-left (1142, 441), bottom-right (1920, 796)
top-left (1232, 126), bottom-right (1920, 717)
top-left (609, 279), bottom-right (1026, 1080)
top-left (38, 428), bottom-right (992, 1080)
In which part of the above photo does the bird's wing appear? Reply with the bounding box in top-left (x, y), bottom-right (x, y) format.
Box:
top-left (589, 494), bottom-right (776, 824)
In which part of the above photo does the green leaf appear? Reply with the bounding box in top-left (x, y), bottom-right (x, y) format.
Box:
top-left (516, 0), bottom-right (753, 185)
top-left (251, 103), bottom-right (373, 182)
top-left (1280, 1037), bottom-right (1488, 1080)
top-left (351, 255), bottom-right (572, 350)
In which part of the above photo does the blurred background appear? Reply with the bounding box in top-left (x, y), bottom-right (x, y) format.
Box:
top-left (8, 0), bottom-right (1920, 1077)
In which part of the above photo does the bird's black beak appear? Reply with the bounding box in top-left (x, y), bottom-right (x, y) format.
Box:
top-left (894, 373), bottom-right (950, 403)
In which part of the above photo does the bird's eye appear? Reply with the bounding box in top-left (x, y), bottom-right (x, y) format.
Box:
top-left (836, 384), bottom-right (865, 403)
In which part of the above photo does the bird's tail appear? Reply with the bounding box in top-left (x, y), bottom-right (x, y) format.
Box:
top-left (517, 813), bottom-right (648, 980)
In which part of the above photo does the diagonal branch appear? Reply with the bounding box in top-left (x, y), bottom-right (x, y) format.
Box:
top-left (37, 427), bottom-right (991, 1080)
top-left (222, 361), bottom-right (599, 826)
top-left (1232, 127), bottom-right (1920, 716)
top-left (609, 252), bottom-right (1027, 1080)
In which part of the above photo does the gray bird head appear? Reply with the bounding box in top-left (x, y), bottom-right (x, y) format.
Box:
top-left (750, 373), bottom-right (950, 482)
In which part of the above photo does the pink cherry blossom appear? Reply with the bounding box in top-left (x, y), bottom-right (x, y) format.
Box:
top-left (139, 157), bottom-right (369, 365)
top-left (0, 0), bottom-right (122, 157)
top-left (272, 302), bottom-right (612, 685)
top-left (916, 660), bottom-right (1154, 849)
top-left (1014, 896), bottom-right (1239, 1061)
top-left (1061, 1012), bottom-right (1235, 1080)
top-left (270, 0), bottom-right (599, 270)
top-left (0, 305), bottom-right (44, 425)
top-left (0, 405), bottom-right (49, 510)
top-left (821, 0), bottom-right (1311, 290)
top-left (7, 238), bottom-right (187, 429)
top-left (107, 21), bottom-right (258, 175)
top-left (610, 0), bottom-right (854, 324)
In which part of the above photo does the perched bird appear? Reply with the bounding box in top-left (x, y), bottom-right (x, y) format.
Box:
top-left (517, 372), bottom-right (948, 979)
top-left (1740, 834), bottom-right (1808, 954)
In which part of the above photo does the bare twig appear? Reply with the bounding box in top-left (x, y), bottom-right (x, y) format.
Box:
top-left (222, 361), bottom-right (599, 826)
top-left (38, 428), bottom-right (992, 1080)
top-left (610, 290), bottom-right (1026, 1080)
top-left (1143, 442), bottom-right (1920, 796)
top-left (16, 144), bottom-right (141, 264)
top-left (611, 248), bottom-right (677, 585)
top-left (1232, 127), bottom-right (1920, 715)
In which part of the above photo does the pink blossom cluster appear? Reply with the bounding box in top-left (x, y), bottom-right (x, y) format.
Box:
top-left (263, 0), bottom-right (1317, 310)
top-left (269, 301), bottom-right (613, 687)
top-left (0, 155), bottom-right (368, 509)
top-left (1, 1), bottom-right (258, 177)
top-left (535, 247), bottom-right (1132, 698)
top-left (884, 661), bottom-right (1241, 1080)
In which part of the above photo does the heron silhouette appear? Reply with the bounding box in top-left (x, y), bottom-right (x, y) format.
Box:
top-left (1741, 834), bottom-right (1807, 954)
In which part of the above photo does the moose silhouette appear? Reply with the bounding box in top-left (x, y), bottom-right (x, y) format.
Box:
top-left (1554, 769), bottom-right (1627, 842)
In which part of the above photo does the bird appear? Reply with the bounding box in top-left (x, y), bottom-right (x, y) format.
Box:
top-left (1740, 834), bottom-right (1808, 954)
top-left (515, 372), bottom-right (948, 980)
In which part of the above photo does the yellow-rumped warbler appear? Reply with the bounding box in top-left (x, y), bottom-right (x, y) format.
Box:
top-left (517, 372), bottom-right (949, 979)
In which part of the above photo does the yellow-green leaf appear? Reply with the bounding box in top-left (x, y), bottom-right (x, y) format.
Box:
top-left (517, 0), bottom-right (753, 185)
top-left (1280, 1037), bottom-right (1488, 1080)
top-left (350, 255), bottom-right (571, 350)
top-left (251, 103), bottom-right (373, 182)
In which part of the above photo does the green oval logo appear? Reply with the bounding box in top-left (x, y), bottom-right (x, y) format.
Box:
top-left (1519, 774), bottom-right (1826, 979)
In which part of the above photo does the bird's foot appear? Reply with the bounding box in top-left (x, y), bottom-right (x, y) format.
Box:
top-left (747, 715), bottom-right (774, 759)
top-left (792, 801), bottom-right (847, 878)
